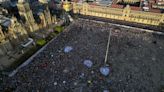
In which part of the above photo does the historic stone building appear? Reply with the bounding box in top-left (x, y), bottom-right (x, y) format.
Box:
top-left (38, 0), bottom-right (56, 28)
top-left (0, 0), bottom-right (57, 68)
top-left (9, 16), bottom-right (28, 42)
top-left (0, 25), bottom-right (13, 56)
top-left (37, 12), bottom-right (47, 28)
top-left (0, 14), bottom-right (29, 56)
top-left (17, 0), bottom-right (39, 33)
top-left (117, 0), bottom-right (140, 4)
top-left (0, 0), bottom-right (57, 57)
top-left (72, 2), bottom-right (164, 26)
top-left (43, 5), bottom-right (53, 26)
top-left (29, 0), bottom-right (56, 29)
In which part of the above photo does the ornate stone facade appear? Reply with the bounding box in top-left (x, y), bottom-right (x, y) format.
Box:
top-left (9, 17), bottom-right (28, 41)
top-left (37, 1), bottom-right (56, 29)
top-left (0, 0), bottom-right (57, 59)
top-left (72, 2), bottom-right (164, 26)
top-left (38, 12), bottom-right (47, 28)
top-left (44, 5), bottom-right (52, 26)
top-left (0, 25), bottom-right (13, 56)
top-left (0, 15), bottom-right (29, 56)
top-left (17, 0), bottom-right (39, 33)
top-left (117, 0), bottom-right (140, 4)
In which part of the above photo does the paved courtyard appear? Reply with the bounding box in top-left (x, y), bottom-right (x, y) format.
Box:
top-left (1, 19), bottom-right (164, 92)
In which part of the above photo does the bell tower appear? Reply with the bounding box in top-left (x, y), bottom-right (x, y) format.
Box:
top-left (39, 0), bottom-right (52, 26)
top-left (17, 0), bottom-right (39, 33)
top-left (123, 5), bottom-right (131, 21)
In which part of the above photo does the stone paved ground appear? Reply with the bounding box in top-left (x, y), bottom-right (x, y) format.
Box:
top-left (1, 19), bottom-right (164, 92)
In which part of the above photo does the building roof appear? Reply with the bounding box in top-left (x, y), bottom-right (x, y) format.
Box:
top-left (97, 0), bottom-right (112, 6)
top-left (10, 1), bottom-right (17, 7)
top-left (2, 20), bottom-right (11, 27)
top-left (31, 2), bottom-right (47, 15)
top-left (0, 15), bottom-right (11, 27)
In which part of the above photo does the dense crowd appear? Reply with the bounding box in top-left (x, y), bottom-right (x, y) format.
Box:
top-left (1, 19), bottom-right (164, 92)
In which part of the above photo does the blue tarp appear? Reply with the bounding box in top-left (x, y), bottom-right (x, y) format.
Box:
top-left (100, 66), bottom-right (110, 76)
top-left (83, 60), bottom-right (93, 68)
top-left (64, 46), bottom-right (73, 53)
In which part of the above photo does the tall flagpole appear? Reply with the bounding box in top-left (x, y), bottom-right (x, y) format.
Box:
top-left (104, 29), bottom-right (112, 64)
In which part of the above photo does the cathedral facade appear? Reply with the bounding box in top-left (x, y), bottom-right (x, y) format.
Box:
top-left (17, 0), bottom-right (39, 33)
top-left (0, 0), bottom-right (57, 56)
